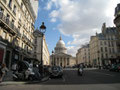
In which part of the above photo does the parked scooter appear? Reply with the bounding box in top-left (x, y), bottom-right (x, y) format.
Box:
top-left (12, 61), bottom-right (36, 81)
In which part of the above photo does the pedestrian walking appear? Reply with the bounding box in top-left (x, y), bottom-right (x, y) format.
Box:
top-left (0, 63), bottom-right (9, 83)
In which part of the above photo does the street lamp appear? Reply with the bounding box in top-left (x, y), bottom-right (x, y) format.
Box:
top-left (39, 22), bottom-right (46, 77)
top-left (97, 50), bottom-right (101, 69)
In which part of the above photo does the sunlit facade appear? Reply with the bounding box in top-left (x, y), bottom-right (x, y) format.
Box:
top-left (90, 23), bottom-right (119, 67)
top-left (33, 30), bottom-right (50, 65)
top-left (0, 0), bottom-right (37, 68)
top-left (76, 44), bottom-right (90, 66)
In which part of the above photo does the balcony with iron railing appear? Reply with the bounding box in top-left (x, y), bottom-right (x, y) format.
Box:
top-left (0, 36), bottom-right (15, 48)
top-left (22, 34), bottom-right (28, 41)
top-left (16, 28), bottom-right (21, 38)
top-left (0, 12), bottom-right (17, 35)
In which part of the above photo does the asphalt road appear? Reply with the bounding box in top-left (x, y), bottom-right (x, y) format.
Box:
top-left (0, 69), bottom-right (120, 90)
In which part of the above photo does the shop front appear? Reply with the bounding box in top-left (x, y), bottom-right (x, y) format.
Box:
top-left (0, 41), bottom-right (7, 64)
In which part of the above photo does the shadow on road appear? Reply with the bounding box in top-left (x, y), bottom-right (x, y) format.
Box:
top-left (25, 69), bottom-right (120, 85)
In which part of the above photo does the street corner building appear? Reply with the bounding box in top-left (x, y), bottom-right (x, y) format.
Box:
top-left (33, 30), bottom-right (50, 65)
top-left (89, 23), bottom-right (119, 67)
top-left (0, 0), bottom-right (38, 69)
top-left (114, 3), bottom-right (120, 60)
top-left (50, 36), bottom-right (76, 67)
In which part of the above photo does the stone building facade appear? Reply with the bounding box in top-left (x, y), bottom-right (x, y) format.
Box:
top-left (114, 3), bottom-right (120, 61)
top-left (50, 36), bottom-right (76, 67)
top-left (33, 30), bottom-right (50, 65)
top-left (90, 23), bottom-right (119, 67)
top-left (0, 0), bottom-right (37, 68)
top-left (76, 44), bottom-right (90, 66)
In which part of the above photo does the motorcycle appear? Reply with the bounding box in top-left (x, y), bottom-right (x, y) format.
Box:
top-left (78, 68), bottom-right (83, 76)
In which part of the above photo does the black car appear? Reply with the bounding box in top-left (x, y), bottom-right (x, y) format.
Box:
top-left (50, 66), bottom-right (63, 78)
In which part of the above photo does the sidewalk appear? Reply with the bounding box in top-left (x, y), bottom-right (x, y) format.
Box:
top-left (3, 71), bottom-right (13, 81)
top-left (0, 75), bottom-right (49, 86)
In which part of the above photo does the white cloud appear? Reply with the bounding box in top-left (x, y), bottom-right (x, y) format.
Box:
top-left (50, 18), bottom-right (56, 22)
top-left (45, 0), bottom-right (119, 56)
top-left (49, 10), bottom-right (59, 18)
top-left (49, 10), bottom-right (59, 22)
top-left (44, 1), bottom-right (52, 10)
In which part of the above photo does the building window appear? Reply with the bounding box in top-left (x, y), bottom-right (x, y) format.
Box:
top-left (21, 3), bottom-right (23, 9)
top-left (11, 19), bottom-right (14, 29)
top-left (8, 0), bottom-right (12, 9)
top-left (18, 26), bottom-right (21, 31)
top-left (111, 42), bottom-right (114, 47)
top-left (13, 5), bottom-right (16, 15)
top-left (6, 14), bottom-right (10, 24)
top-left (104, 41), bottom-right (107, 45)
top-left (112, 48), bottom-right (115, 53)
top-left (105, 47), bottom-right (107, 52)
top-left (109, 48), bottom-right (111, 54)
top-left (101, 54), bottom-right (104, 59)
top-left (8, 35), bottom-right (12, 42)
top-left (106, 54), bottom-right (108, 58)
top-left (2, 31), bottom-right (6, 39)
top-left (0, 7), bottom-right (4, 18)
top-left (0, 6), bottom-right (4, 13)
top-left (101, 47), bottom-right (103, 52)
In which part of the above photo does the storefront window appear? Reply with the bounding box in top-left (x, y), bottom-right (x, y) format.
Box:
top-left (0, 48), bottom-right (4, 63)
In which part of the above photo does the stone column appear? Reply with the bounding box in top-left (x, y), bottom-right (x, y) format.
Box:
top-left (58, 58), bottom-right (60, 66)
top-left (57, 58), bottom-right (59, 66)
top-left (64, 58), bottom-right (66, 67)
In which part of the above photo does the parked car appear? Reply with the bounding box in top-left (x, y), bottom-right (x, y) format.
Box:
top-left (50, 66), bottom-right (63, 78)
top-left (116, 64), bottom-right (120, 72)
top-left (109, 64), bottom-right (120, 72)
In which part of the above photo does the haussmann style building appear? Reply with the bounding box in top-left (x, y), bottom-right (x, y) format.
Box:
top-left (33, 29), bottom-right (50, 65)
top-left (90, 23), bottom-right (119, 67)
top-left (114, 3), bottom-right (120, 61)
top-left (0, 0), bottom-right (38, 69)
top-left (76, 44), bottom-right (90, 67)
top-left (50, 36), bottom-right (76, 67)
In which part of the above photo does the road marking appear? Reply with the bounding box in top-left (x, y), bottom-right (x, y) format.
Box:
top-left (91, 72), bottom-right (114, 77)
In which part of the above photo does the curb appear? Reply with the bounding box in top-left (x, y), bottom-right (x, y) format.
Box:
top-left (0, 81), bottom-right (26, 86)
top-left (0, 76), bottom-right (50, 86)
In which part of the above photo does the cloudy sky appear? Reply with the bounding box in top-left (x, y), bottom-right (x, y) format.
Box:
top-left (34, 0), bottom-right (119, 56)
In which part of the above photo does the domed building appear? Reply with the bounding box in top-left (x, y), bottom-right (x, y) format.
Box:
top-left (50, 36), bottom-right (76, 67)
top-left (55, 36), bottom-right (67, 54)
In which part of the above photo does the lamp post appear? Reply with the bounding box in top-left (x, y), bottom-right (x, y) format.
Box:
top-left (39, 22), bottom-right (46, 77)
top-left (97, 50), bottom-right (100, 69)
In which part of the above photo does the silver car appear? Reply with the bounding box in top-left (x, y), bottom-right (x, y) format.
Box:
top-left (50, 66), bottom-right (63, 78)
